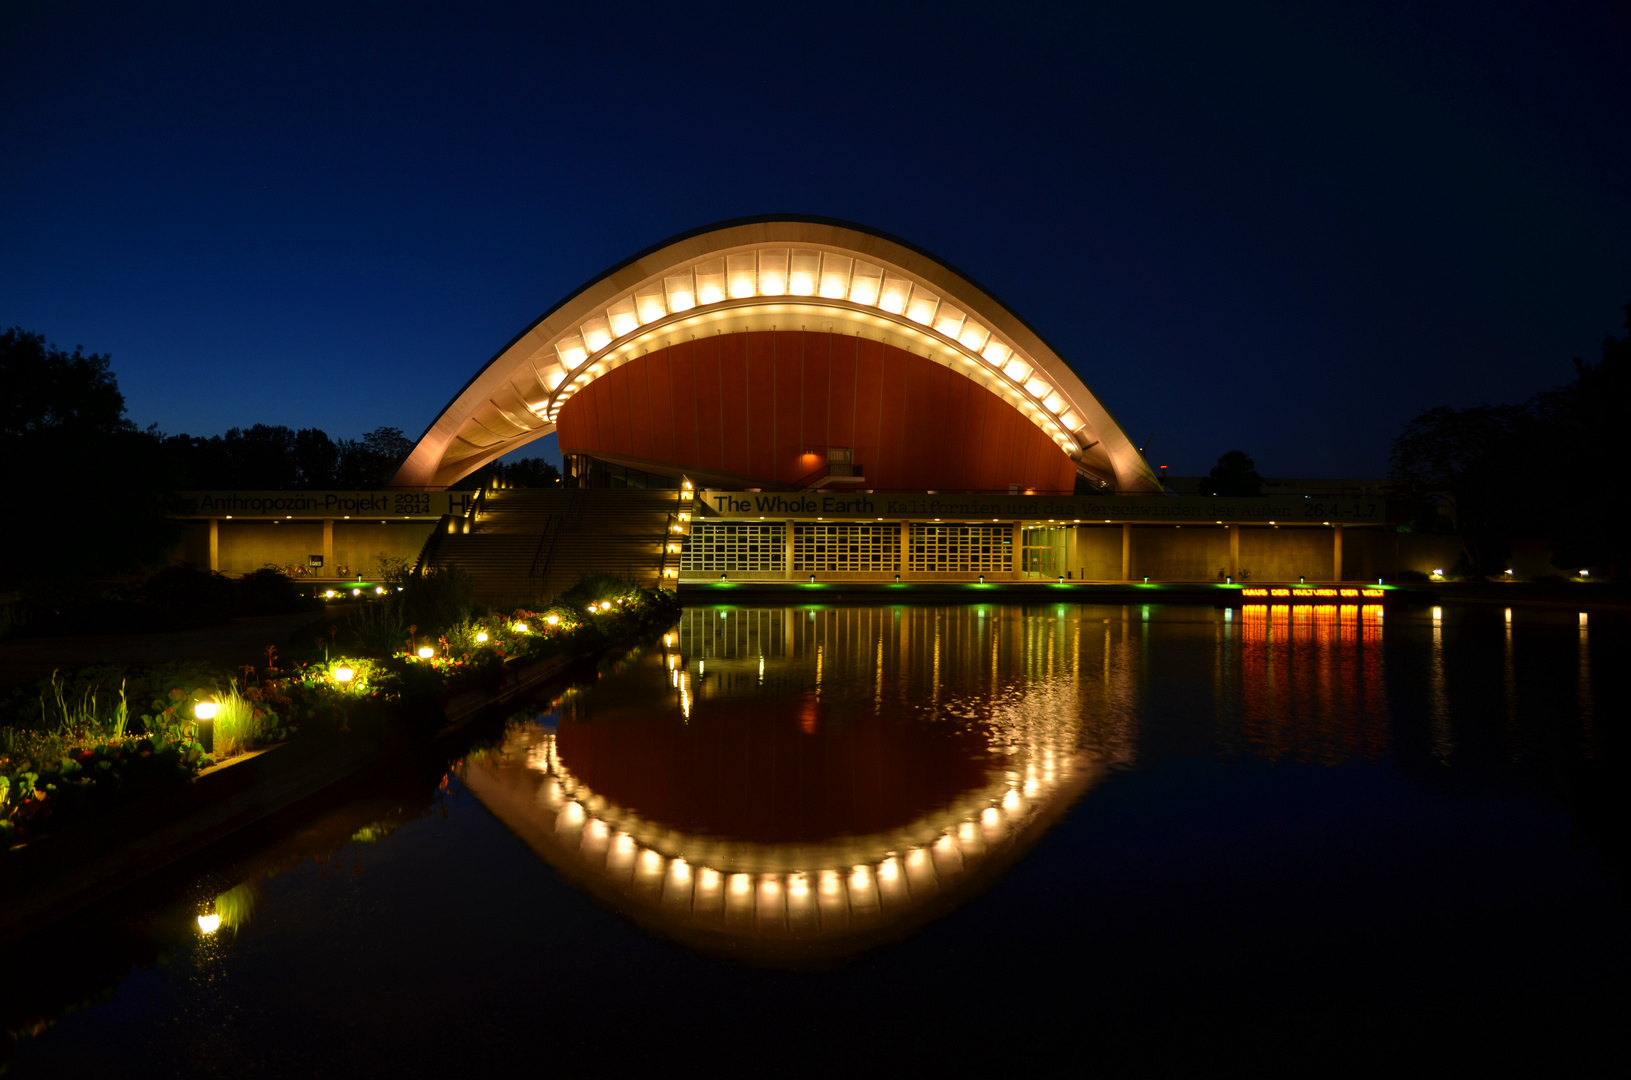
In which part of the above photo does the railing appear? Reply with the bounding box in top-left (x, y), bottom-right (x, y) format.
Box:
top-left (658, 477), bottom-right (696, 588)
top-left (528, 484), bottom-right (581, 588)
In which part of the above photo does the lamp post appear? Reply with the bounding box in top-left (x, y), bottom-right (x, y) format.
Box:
top-left (193, 701), bottom-right (217, 753)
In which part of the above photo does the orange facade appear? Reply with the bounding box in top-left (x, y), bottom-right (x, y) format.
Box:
top-left (555, 330), bottom-right (1076, 491)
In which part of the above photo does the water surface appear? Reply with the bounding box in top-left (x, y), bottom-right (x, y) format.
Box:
top-left (9, 603), bottom-right (1626, 1072)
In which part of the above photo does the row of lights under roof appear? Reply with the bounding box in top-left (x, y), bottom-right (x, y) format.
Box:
top-left (536, 248), bottom-right (1086, 451)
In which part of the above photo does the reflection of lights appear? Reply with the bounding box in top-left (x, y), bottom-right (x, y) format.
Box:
top-left (562, 801), bottom-right (584, 824)
top-left (981, 807), bottom-right (1001, 827)
top-left (906, 847), bottom-right (927, 869)
top-left (640, 849), bottom-right (663, 874)
top-left (958, 821), bottom-right (977, 843)
top-left (698, 867), bottom-right (720, 890)
top-left (197, 913), bottom-right (220, 934)
top-left (671, 858), bottom-right (691, 882)
top-left (935, 833), bottom-right (957, 853)
top-left (614, 833), bottom-right (634, 856)
top-left (760, 875), bottom-right (781, 897)
top-left (850, 865), bottom-right (871, 891)
top-left (586, 818), bottom-right (607, 840)
top-left (821, 870), bottom-right (841, 895)
top-left (1002, 789), bottom-right (1021, 812)
top-left (788, 873), bottom-right (809, 898)
top-left (730, 873), bottom-right (752, 896)
top-left (878, 857), bottom-right (900, 883)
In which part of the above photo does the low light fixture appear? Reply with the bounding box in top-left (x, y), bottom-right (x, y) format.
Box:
top-left (417, 646), bottom-right (434, 659)
top-left (333, 666), bottom-right (354, 683)
top-left (514, 622), bottom-right (529, 633)
top-left (193, 701), bottom-right (217, 753)
top-left (546, 614), bottom-right (559, 625)
top-left (475, 631), bottom-right (489, 643)
top-left (197, 913), bottom-right (221, 934)
top-left (351, 588), bottom-right (361, 596)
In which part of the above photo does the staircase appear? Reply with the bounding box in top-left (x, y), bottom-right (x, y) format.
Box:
top-left (418, 485), bottom-right (684, 605)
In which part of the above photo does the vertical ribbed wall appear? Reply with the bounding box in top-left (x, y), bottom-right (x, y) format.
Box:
top-left (555, 331), bottom-right (1076, 492)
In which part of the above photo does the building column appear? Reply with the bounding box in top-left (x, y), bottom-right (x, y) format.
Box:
top-left (1333, 524), bottom-right (1343, 582)
top-left (208, 518), bottom-right (219, 573)
top-left (1121, 523), bottom-right (1131, 582)
top-left (1229, 525), bottom-right (1239, 581)
top-left (323, 519), bottom-right (334, 577)
top-left (1011, 522), bottom-right (1023, 580)
top-left (899, 521), bottom-right (910, 580)
top-left (784, 520), bottom-right (795, 580)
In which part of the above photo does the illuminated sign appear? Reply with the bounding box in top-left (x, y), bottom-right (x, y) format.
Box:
top-left (1239, 587), bottom-right (1384, 601)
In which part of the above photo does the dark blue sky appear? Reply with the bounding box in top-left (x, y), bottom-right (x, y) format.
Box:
top-left (4, 1), bottom-right (1628, 478)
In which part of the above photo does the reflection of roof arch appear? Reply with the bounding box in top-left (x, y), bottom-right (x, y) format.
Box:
top-left (393, 216), bottom-right (1160, 491)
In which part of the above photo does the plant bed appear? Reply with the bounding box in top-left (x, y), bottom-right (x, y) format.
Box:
top-left (0, 583), bottom-right (681, 944)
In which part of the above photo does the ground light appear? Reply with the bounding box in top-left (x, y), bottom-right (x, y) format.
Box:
top-left (193, 701), bottom-right (217, 753)
top-left (196, 913), bottom-right (220, 934)
top-left (475, 631), bottom-right (488, 643)
top-left (333, 666), bottom-right (354, 683)
top-left (418, 646), bottom-right (433, 659)
top-left (513, 622), bottom-right (529, 633)
top-left (546, 614), bottom-right (559, 625)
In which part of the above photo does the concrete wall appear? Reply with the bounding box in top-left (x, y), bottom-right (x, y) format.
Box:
top-left (167, 520), bottom-right (435, 577)
top-left (1236, 526), bottom-right (1332, 582)
top-left (1072, 525), bottom-right (1124, 580)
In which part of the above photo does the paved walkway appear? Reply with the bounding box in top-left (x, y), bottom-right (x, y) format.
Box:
top-left (0, 610), bottom-right (335, 688)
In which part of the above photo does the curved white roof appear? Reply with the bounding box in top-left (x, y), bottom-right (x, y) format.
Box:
top-left (394, 217), bottom-right (1160, 492)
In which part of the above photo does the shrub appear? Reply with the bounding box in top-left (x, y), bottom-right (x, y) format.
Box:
top-left (236, 568), bottom-right (321, 615)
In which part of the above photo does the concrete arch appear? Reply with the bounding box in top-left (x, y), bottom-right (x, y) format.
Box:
top-left (393, 217), bottom-right (1160, 492)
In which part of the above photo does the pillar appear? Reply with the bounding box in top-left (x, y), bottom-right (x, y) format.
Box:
top-left (899, 521), bottom-right (910, 580)
top-left (1229, 525), bottom-right (1239, 581)
top-left (784, 520), bottom-right (795, 579)
top-left (1011, 522), bottom-right (1023, 580)
top-left (323, 519), bottom-right (334, 577)
top-left (1333, 524), bottom-right (1343, 582)
top-left (1121, 523), bottom-right (1131, 581)
top-left (208, 518), bottom-right (219, 573)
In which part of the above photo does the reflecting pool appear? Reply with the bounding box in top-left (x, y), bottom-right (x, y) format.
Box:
top-left (8, 603), bottom-right (1627, 1072)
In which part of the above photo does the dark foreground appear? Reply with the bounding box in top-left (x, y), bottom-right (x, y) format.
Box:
top-left (6, 602), bottom-right (1625, 1073)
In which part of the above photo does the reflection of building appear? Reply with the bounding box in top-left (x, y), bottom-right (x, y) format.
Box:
top-left (1237, 604), bottom-right (1388, 763)
top-left (460, 608), bottom-right (1137, 964)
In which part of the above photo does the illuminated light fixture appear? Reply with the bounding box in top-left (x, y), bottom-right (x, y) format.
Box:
top-left (475, 631), bottom-right (488, 643)
top-left (417, 646), bottom-right (434, 659)
top-left (958, 322), bottom-right (990, 351)
top-left (351, 588), bottom-right (361, 596)
top-left (546, 614), bottom-right (559, 625)
top-left (556, 338), bottom-right (588, 370)
top-left (375, 587), bottom-right (385, 595)
top-left (933, 304), bottom-right (966, 337)
top-left (1042, 393), bottom-right (1066, 414)
top-left (981, 340), bottom-right (1012, 365)
top-left (905, 289), bottom-right (939, 325)
top-left (193, 700), bottom-right (217, 753)
top-left (194, 701), bottom-right (218, 720)
top-left (818, 254), bottom-right (851, 298)
top-left (333, 666), bottom-right (354, 683)
top-left (513, 622), bottom-right (529, 633)
top-left (1003, 358), bottom-right (1031, 383)
top-left (1024, 377), bottom-right (1051, 398)
top-left (849, 261), bottom-right (882, 305)
top-left (727, 253), bottom-right (758, 298)
top-left (789, 250), bottom-right (820, 295)
top-left (758, 250), bottom-right (788, 295)
top-left (580, 318), bottom-right (613, 353)
top-left (636, 291), bottom-right (667, 324)
top-left (324, 589), bottom-right (336, 598)
top-left (197, 913), bottom-right (221, 934)
top-left (878, 274), bottom-right (912, 313)
top-left (664, 272), bottom-right (696, 312)
top-left (694, 259), bottom-right (726, 304)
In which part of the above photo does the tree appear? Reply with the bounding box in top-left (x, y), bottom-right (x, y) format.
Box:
top-left (1198, 450), bottom-right (1263, 497)
top-left (0, 328), bottom-right (179, 583)
top-left (504, 456), bottom-right (561, 487)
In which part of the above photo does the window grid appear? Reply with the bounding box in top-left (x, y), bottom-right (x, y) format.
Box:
top-left (909, 524), bottom-right (1012, 574)
top-left (680, 523), bottom-right (785, 572)
top-left (793, 523), bottom-right (900, 573)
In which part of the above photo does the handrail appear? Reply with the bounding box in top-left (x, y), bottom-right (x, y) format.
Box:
top-left (412, 514), bottom-right (453, 578)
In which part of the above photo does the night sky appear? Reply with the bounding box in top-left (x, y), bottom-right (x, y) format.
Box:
top-left (4, 1), bottom-right (1628, 479)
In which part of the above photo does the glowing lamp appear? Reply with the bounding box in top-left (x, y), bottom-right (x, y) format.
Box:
top-left (324, 589), bottom-right (336, 598)
top-left (197, 913), bottom-right (221, 934)
top-left (475, 631), bottom-right (488, 643)
top-left (513, 622), bottom-right (529, 633)
top-left (351, 588), bottom-right (361, 596)
top-left (375, 587), bottom-right (385, 595)
top-left (546, 614), bottom-right (559, 625)
top-left (417, 646), bottom-right (434, 659)
top-left (193, 701), bottom-right (217, 753)
top-left (333, 666), bottom-right (354, 683)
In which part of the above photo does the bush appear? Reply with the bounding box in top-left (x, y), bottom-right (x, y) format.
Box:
top-left (401, 564), bottom-right (479, 631)
top-left (236, 568), bottom-right (321, 616)
top-left (141, 565), bottom-right (235, 624)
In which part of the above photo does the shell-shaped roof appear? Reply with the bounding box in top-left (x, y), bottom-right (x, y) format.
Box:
top-left (393, 216), bottom-right (1159, 491)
